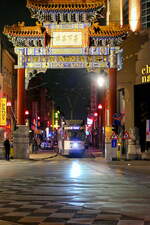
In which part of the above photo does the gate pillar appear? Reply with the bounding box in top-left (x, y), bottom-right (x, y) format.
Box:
top-left (105, 68), bottom-right (117, 161)
top-left (13, 68), bottom-right (29, 159)
top-left (108, 68), bottom-right (117, 125)
top-left (17, 68), bottom-right (25, 125)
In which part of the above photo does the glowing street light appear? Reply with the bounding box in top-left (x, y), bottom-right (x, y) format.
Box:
top-left (97, 76), bottom-right (106, 87)
top-left (98, 104), bottom-right (103, 110)
top-left (129, 0), bottom-right (141, 32)
top-left (7, 101), bottom-right (12, 107)
top-left (25, 110), bottom-right (29, 115)
top-left (94, 112), bottom-right (98, 117)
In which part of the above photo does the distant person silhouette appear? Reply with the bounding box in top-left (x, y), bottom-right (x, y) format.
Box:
top-left (3, 138), bottom-right (10, 160)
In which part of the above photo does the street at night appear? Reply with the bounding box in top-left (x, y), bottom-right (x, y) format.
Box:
top-left (0, 0), bottom-right (150, 224)
top-left (0, 155), bottom-right (150, 225)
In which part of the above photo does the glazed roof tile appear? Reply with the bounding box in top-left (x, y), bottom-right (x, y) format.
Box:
top-left (3, 22), bottom-right (129, 39)
top-left (27, 0), bottom-right (106, 11)
top-left (3, 22), bottom-right (45, 37)
top-left (89, 23), bottom-right (129, 37)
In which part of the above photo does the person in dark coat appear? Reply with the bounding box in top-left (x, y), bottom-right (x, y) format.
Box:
top-left (3, 138), bottom-right (10, 160)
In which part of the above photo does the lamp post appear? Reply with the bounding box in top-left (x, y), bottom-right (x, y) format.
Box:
top-left (25, 110), bottom-right (30, 127)
top-left (97, 104), bottom-right (103, 150)
top-left (96, 73), bottom-right (107, 153)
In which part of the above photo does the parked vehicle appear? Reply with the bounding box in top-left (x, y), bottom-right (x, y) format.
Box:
top-left (40, 140), bottom-right (53, 150)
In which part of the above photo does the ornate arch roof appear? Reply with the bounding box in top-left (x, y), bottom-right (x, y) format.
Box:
top-left (4, 22), bottom-right (129, 40)
top-left (3, 22), bottom-right (45, 37)
top-left (89, 23), bottom-right (129, 38)
top-left (26, 0), bottom-right (107, 11)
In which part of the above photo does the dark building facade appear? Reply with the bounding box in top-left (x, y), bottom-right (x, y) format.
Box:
top-left (118, 0), bottom-right (150, 154)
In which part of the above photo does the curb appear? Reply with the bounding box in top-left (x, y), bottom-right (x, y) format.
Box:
top-left (29, 153), bottom-right (59, 161)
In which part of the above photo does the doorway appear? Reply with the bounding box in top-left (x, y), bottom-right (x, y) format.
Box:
top-left (134, 83), bottom-right (150, 151)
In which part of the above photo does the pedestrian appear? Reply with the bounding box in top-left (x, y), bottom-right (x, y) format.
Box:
top-left (32, 138), bottom-right (38, 153)
top-left (3, 138), bottom-right (10, 160)
top-left (10, 139), bottom-right (14, 159)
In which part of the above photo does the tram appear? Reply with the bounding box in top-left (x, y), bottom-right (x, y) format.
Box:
top-left (58, 120), bottom-right (86, 156)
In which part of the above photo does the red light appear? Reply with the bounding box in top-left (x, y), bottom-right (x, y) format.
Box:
top-left (98, 104), bottom-right (103, 109)
top-left (94, 112), bottom-right (98, 117)
top-left (25, 110), bottom-right (29, 115)
top-left (7, 101), bottom-right (12, 107)
top-left (47, 121), bottom-right (51, 126)
top-left (37, 116), bottom-right (40, 120)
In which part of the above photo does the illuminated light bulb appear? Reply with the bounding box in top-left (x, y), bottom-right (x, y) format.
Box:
top-left (97, 77), bottom-right (105, 87)
top-left (129, 0), bottom-right (141, 32)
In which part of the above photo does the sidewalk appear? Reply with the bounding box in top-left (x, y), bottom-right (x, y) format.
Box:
top-left (1, 148), bottom-right (150, 168)
top-left (30, 150), bottom-right (58, 160)
top-left (85, 146), bottom-right (104, 158)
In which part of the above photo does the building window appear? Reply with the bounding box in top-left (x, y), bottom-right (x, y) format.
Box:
top-left (141, 0), bottom-right (150, 28)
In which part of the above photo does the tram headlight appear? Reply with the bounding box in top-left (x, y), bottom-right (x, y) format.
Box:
top-left (73, 142), bottom-right (79, 148)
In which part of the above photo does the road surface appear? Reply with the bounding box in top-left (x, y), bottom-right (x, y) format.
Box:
top-left (0, 155), bottom-right (149, 225)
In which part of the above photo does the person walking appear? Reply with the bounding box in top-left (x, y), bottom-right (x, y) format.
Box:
top-left (3, 138), bottom-right (10, 160)
top-left (32, 138), bottom-right (38, 153)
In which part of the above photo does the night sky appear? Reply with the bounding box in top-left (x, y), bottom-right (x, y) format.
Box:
top-left (0, 0), bottom-right (35, 32)
top-left (0, 0), bottom-right (91, 120)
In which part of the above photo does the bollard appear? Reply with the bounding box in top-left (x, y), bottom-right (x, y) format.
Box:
top-left (117, 142), bottom-right (121, 160)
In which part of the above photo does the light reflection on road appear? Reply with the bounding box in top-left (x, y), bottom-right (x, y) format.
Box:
top-left (70, 161), bottom-right (81, 178)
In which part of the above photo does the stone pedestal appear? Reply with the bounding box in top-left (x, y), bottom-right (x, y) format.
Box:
top-left (13, 125), bottom-right (29, 159)
top-left (142, 151), bottom-right (150, 160)
top-left (105, 141), bottom-right (112, 161)
top-left (127, 139), bottom-right (141, 160)
top-left (127, 128), bottom-right (141, 160)
top-left (0, 143), bottom-right (4, 159)
top-left (112, 146), bottom-right (118, 160)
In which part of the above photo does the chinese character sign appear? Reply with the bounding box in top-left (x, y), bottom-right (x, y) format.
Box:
top-left (52, 32), bottom-right (82, 46)
top-left (0, 98), bottom-right (7, 126)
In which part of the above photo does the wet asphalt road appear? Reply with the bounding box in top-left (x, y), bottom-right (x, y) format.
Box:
top-left (0, 155), bottom-right (150, 220)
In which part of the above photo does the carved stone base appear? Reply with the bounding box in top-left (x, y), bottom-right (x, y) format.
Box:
top-left (13, 125), bottom-right (30, 159)
top-left (105, 141), bottom-right (112, 161)
top-left (127, 141), bottom-right (141, 160)
top-left (142, 151), bottom-right (150, 160)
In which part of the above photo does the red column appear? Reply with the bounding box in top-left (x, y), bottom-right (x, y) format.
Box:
top-left (109, 68), bottom-right (117, 125)
top-left (17, 68), bottom-right (25, 125)
top-left (105, 68), bottom-right (117, 126)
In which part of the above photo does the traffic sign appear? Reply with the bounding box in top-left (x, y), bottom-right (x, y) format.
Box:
top-left (112, 113), bottom-right (124, 121)
top-left (122, 131), bottom-right (130, 139)
top-left (111, 139), bottom-right (117, 148)
top-left (111, 132), bottom-right (118, 140)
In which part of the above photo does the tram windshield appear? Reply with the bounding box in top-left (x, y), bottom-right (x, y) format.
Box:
top-left (64, 127), bottom-right (85, 141)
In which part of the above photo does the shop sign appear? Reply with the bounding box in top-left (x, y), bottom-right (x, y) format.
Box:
top-left (0, 98), bottom-right (7, 126)
top-left (141, 65), bottom-right (150, 83)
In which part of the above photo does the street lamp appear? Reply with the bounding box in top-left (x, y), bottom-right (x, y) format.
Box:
top-left (7, 101), bottom-right (12, 107)
top-left (25, 110), bottom-right (29, 116)
top-left (98, 104), bottom-right (103, 110)
top-left (97, 76), bottom-right (106, 87)
top-left (25, 110), bottom-right (30, 126)
top-left (97, 103), bottom-right (104, 151)
top-left (94, 112), bottom-right (98, 117)
top-left (96, 73), bottom-right (107, 152)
